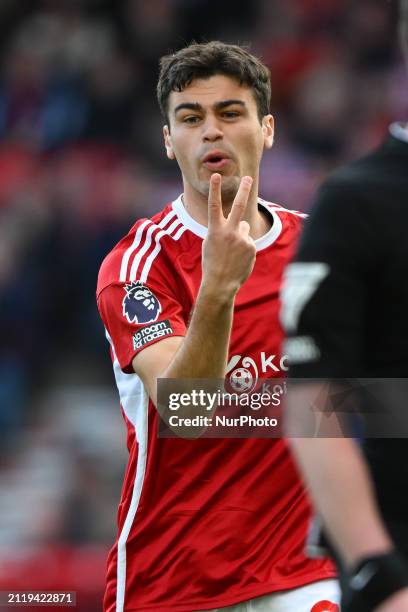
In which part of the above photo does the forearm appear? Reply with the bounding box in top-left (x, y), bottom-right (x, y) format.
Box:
top-left (151, 287), bottom-right (236, 436)
top-left (290, 436), bottom-right (393, 568)
top-left (140, 284), bottom-right (236, 436)
top-left (162, 284), bottom-right (235, 380)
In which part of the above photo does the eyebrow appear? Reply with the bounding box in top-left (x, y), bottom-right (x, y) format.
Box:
top-left (173, 99), bottom-right (247, 114)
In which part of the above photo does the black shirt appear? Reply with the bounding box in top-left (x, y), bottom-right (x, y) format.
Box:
top-left (282, 127), bottom-right (408, 546)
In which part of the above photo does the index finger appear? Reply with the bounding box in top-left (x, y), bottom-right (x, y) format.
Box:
top-left (207, 173), bottom-right (223, 230)
top-left (227, 176), bottom-right (253, 227)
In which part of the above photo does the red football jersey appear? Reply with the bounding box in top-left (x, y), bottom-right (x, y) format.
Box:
top-left (97, 196), bottom-right (335, 612)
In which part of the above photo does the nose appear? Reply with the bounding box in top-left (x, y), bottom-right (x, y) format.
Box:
top-left (201, 116), bottom-right (223, 142)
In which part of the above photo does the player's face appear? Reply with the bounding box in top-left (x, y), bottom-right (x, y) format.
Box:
top-left (163, 75), bottom-right (274, 202)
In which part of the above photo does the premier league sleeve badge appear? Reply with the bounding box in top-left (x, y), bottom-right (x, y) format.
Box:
top-left (122, 281), bottom-right (162, 325)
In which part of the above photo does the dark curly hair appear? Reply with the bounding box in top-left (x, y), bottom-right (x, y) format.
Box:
top-left (157, 41), bottom-right (271, 124)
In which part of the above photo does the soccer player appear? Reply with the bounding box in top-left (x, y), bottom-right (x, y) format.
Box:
top-left (97, 42), bottom-right (338, 611)
top-left (281, 2), bottom-right (408, 610)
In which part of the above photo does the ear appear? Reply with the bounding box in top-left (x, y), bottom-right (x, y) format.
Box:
top-left (163, 125), bottom-right (175, 160)
top-left (262, 114), bottom-right (274, 150)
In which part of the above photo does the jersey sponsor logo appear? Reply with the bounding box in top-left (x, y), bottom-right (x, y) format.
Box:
top-left (133, 320), bottom-right (173, 350)
top-left (123, 281), bottom-right (162, 324)
top-left (227, 355), bottom-right (258, 392)
top-left (230, 367), bottom-right (256, 392)
top-left (226, 353), bottom-right (289, 392)
top-left (280, 262), bottom-right (329, 333)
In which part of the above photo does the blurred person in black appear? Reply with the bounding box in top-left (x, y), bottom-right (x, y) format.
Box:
top-left (281, 1), bottom-right (408, 611)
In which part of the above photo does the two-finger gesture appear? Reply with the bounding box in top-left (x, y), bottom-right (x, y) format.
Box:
top-left (202, 173), bottom-right (256, 296)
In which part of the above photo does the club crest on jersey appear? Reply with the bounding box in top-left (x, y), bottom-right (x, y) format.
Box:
top-left (122, 281), bottom-right (162, 325)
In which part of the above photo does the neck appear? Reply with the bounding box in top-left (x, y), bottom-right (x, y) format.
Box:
top-left (182, 177), bottom-right (272, 240)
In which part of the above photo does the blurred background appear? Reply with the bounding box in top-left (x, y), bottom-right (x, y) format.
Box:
top-left (0, 0), bottom-right (405, 609)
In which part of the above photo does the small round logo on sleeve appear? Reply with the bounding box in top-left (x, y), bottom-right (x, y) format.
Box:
top-left (122, 281), bottom-right (162, 324)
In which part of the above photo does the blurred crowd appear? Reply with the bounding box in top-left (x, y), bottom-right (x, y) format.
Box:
top-left (0, 0), bottom-right (405, 608)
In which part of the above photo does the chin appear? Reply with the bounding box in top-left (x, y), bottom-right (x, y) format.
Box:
top-left (220, 176), bottom-right (240, 200)
top-left (197, 175), bottom-right (240, 201)
top-left (198, 176), bottom-right (241, 199)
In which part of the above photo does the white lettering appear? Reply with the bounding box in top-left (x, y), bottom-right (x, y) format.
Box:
top-left (261, 352), bottom-right (280, 372)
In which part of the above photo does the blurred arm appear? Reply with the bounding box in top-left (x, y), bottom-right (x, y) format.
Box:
top-left (287, 405), bottom-right (393, 569)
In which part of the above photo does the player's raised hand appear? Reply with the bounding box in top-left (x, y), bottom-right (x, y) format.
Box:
top-left (202, 173), bottom-right (256, 298)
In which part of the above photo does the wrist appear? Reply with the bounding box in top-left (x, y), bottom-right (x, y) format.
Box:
top-left (342, 551), bottom-right (408, 612)
top-left (199, 280), bottom-right (238, 304)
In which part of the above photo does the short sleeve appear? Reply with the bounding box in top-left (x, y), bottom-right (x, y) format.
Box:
top-left (98, 275), bottom-right (187, 374)
top-left (281, 177), bottom-right (379, 378)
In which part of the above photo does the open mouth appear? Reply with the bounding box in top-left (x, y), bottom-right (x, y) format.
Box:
top-left (202, 152), bottom-right (231, 170)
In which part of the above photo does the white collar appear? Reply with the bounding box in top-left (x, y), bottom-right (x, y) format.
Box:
top-left (389, 122), bottom-right (408, 143)
top-left (171, 195), bottom-right (283, 252)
